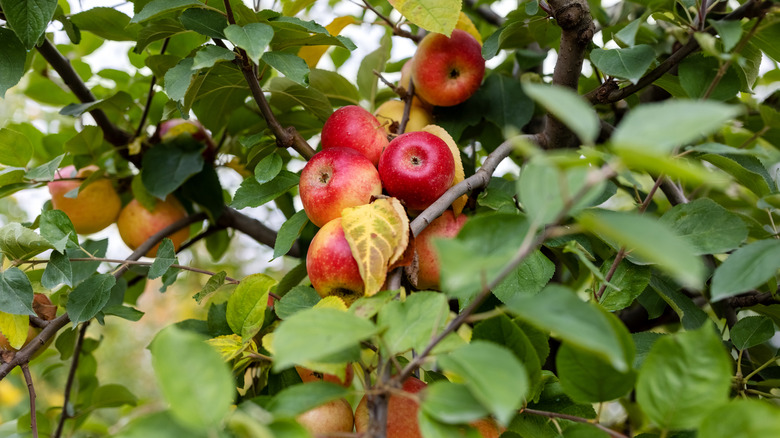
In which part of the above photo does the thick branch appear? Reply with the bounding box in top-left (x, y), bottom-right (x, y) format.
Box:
top-left (21, 363), bottom-right (38, 438)
top-left (218, 208), bottom-right (300, 257)
top-left (464, 0), bottom-right (505, 26)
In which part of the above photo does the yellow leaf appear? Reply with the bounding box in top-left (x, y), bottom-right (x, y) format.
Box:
top-left (456, 12), bottom-right (482, 44)
top-left (262, 332), bottom-right (275, 354)
top-left (314, 296), bottom-right (348, 311)
top-left (298, 16), bottom-right (356, 68)
top-left (422, 124), bottom-right (467, 215)
top-left (206, 334), bottom-right (255, 362)
top-left (0, 312), bottom-right (29, 350)
top-left (388, 0), bottom-right (461, 35)
top-left (342, 198), bottom-right (410, 296)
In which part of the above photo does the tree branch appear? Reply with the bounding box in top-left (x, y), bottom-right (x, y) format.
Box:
top-left (464, 0), bottom-right (505, 26)
top-left (522, 408), bottom-right (628, 438)
top-left (217, 208), bottom-right (301, 258)
top-left (135, 38), bottom-right (170, 139)
top-left (21, 363), bottom-right (38, 438)
top-left (53, 322), bottom-right (88, 438)
top-left (360, 0), bottom-right (422, 42)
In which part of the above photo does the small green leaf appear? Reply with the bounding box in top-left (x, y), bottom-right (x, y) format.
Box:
top-left (39, 209), bottom-right (78, 253)
top-left (131, 0), bottom-right (208, 23)
top-left (115, 411), bottom-right (208, 438)
top-left (590, 45), bottom-right (656, 84)
top-left (556, 342), bottom-right (636, 403)
top-left (711, 239), bottom-right (780, 301)
top-left (387, 0), bottom-right (460, 36)
top-left (231, 171), bottom-right (300, 209)
top-left (597, 258), bottom-right (651, 312)
top-left (522, 82), bottom-right (600, 145)
top-left (378, 292), bottom-right (449, 355)
top-left (148, 239), bottom-right (177, 280)
top-left (730, 316), bottom-right (775, 350)
top-left (164, 58), bottom-right (195, 103)
top-left (226, 273), bottom-right (277, 341)
top-left (24, 154), bottom-right (65, 182)
top-left (659, 198), bottom-right (748, 255)
top-left (66, 273), bottom-right (117, 326)
top-left (492, 250), bottom-right (555, 307)
top-left (421, 381), bottom-right (490, 424)
top-left (710, 19), bottom-right (743, 52)
top-left (275, 286), bottom-right (320, 320)
top-left (0, 0), bottom-right (58, 49)
top-left (700, 153), bottom-right (772, 197)
top-left (272, 210), bottom-right (309, 261)
top-left (679, 54), bottom-right (740, 101)
top-left (263, 52), bottom-right (310, 85)
top-left (179, 8), bottom-right (228, 39)
top-left (268, 77), bottom-right (333, 122)
top-left (0, 267), bottom-right (35, 316)
top-left (0, 223), bottom-right (54, 261)
top-left (192, 271), bottom-right (227, 304)
top-left (150, 325), bottom-right (235, 430)
top-left (192, 45), bottom-right (235, 70)
top-left (42, 250), bottom-right (73, 289)
top-left (0, 127), bottom-right (33, 167)
top-left (224, 23), bottom-right (274, 65)
top-left (254, 152), bottom-right (283, 184)
top-left (356, 33), bottom-right (391, 110)
top-left (141, 138), bottom-right (205, 199)
top-left (91, 384), bottom-right (138, 408)
top-left (266, 381), bottom-right (348, 417)
top-left (0, 28), bottom-right (27, 98)
top-left (699, 399), bottom-right (780, 438)
top-left (70, 7), bottom-right (138, 41)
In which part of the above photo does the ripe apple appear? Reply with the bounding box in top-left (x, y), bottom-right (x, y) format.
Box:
top-left (414, 211), bottom-right (468, 290)
top-left (116, 197), bottom-right (190, 257)
top-left (296, 398), bottom-right (354, 434)
top-left (296, 365), bottom-right (354, 387)
top-left (471, 417), bottom-right (505, 438)
top-left (299, 147), bottom-right (382, 228)
top-left (306, 217), bottom-right (364, 303)
top-left (0, 294), bottom-right (57, 359)
top-left (354, 376), bottom-right (427, 438)
top-left (374, 99), bottom-right (434, 134)
top-left (159, 118), bottom-right (217, 163)
top-left (47, 165), bottom-right (121, 235)
top-left (378, 131), bottom-right (455, 211)
top-left (320, 105), bottom-right (389, 166)
top-left (399, 60), bottom-right (433, 110)
top-left (411, 29), bottom-right (485, 107)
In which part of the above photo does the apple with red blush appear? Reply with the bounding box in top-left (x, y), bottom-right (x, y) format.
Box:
top-left (414, 211), bottom-right (468, 290)
top-left (320, 105), bottom-right (389, 166)
top-left (306, 217), bottom-right (364, 304)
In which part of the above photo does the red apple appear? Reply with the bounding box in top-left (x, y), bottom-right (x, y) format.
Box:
top-left (411, 29), bottom-right (485, 107)
top-left (299, 147), bottom-right (383, 227)
top-left (320, 105), bottom-right (389, 166)
top-left (306, 217), bottom-right (364, 303)
top-left (159, 118), bottom-right (217, 163)
top-left (415, 211), bottom-right (468, 290)
top-left (47, 165), bottom-right (121, 235)
top-left (116, 197), bottom-right (190, 257)
top-left (470, 418), bottom-right (505, 438)
top-left (354, 376), bottom-right (427, 438)
top-left (296, 365), bottom-right (354, 388)
top-left (296, 398), bottom-right (354, 434)
top-left (378, 131), bottom-right (455, 211)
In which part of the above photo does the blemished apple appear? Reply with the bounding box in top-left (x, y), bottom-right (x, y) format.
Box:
top-left (411, 29), bottom-right (485, 107)
top-left (378, 131), bottom-right (455, 211)
top-left (374, 99), bottom-right (434, 134)
top-left (306, 217), bottom-right (364, 303)
top-left (116, 197), bottom-right (190, 257)
top-left (414, 211), bottom-right (468, 290)
top-left (296, 398), bottom-right (354, 434)
top-left (159, 118), bottom-right (217, 163)
top-left (354, 376), bottom-right (427, 438)
top-left (299, 147), bottom-right (383, 228)
top-left (296, 365), bottom-right (354, 387)
top-left (0, 294), bottom-right (57, 359)
top-left (47, 165), bottom-right (121, 235)
top-left (320, 105), bottom-right (389, 166)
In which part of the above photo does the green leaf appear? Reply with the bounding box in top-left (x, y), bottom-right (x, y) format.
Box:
top-left (377, 292), bottom-right (449, 355)
top-left (597, 258), bottom-right (651, 312)
top-left (556, 342), bottom-right (636, 403)
top-left (438, 340), bottom-right (528, 425)
top-left (271, 307), bottom-right (378, 370)
top-left (590, 45), bottom-right (656, 84)
top-left (356, 33), bottom-right (391, 110)
top-left (92, 384), bottom-right (138, 409)
top-left (115, 411), bottom-right (209, 438)
top-left (66, 273), bottom-right (117, 326)
top-left (0, 127), bottom-right (33, 166)
top-left (266, 381), bottom-right (348, 417)
top-left (64, 125), bottom-right (104, 158)
top-left (275, 286), bottom-right (320, 320)
top-left (711, 239), bottom-right (780, 301)
top-left (421, 381), bottom-right (490, 424)
top-left (272, 210), bottom-right (309, 260)
top-left (699, 399), bottom-right (780, 438)
top-left (231, 171), bottom-right (300, 209)
top-left (710, 19), bottom-right (742, 52)
top-left (67, 239), bottom-right (107, 285)
top-left (141, 138), bottom-right (205, 199)
top-left (42, 250), bottom-right (73, 289)
top-left (134, 19), bottom-right (190, 54)
top-left (0, 222), bottom-right (54, 261)
top-left (308, 69), bottom-right (361, 106)
top-left (148, 239), bottom-right (177, 280)
top-left (479, 73), bottom-right (534, 134)
top-left (0, 0), bottom-right (58, 49)
top-left (268, 77), bottom-right (332, 122)
top-left (164, 58), bottom-right (195, 103)
top-left (39, 209), bottom-right (78, 252)
top-left (611, 100), bottom-right (741, 154)
top-left (522, 82), bottom-right (600, 145)
top-left (730, 315), bottom-right (775, 350)
top-left (224, 23), bottom-right (274, 65)
top-left (0, 28), bottom-right (26, 98)
top-left (650, 273), bottom-right (708, 330)
top-left (578, 210), bottom-right (705, 290)
top-left (226, 273), bottom-right (277, 341)
top-left (70, 7), bottom-right (139, 41)
top-left (700, 153), bottom-right (772, 197)
top-left (179, 8), bottom-right (228, 39)
top-left (254, 152), bottom-right (283, 184)
top-left (507, 285), bottom-right (630, 372)
top-left (659, 198), bottom-right (748, 255)
top-left (192, 271), bottom-right (227, 304)
top-left (150, 325), bottom-right (235, 430)
top-left (388, 0), bottom-right (460, 35)
top-left (0, 267), bottom-right (35, 316)
top-left (103, 305), bottom-right (144, 322)
top-left (192, 45), bottom-right (235, 70)
top-left (492, 249), bottom-right (555, 306)
top-left (24, 154), bottom-right (65, 182)
top-left (636, 324), bottom-right (732, 430)
top-left (615, 18), bottom-right (641, 46)
top-left (263, 52), bottom-right (309, 85)
top-left (190, 63), bottom-right (251, 132)
top-left (130, 0), bottom-right (208, 23)
top-left (679, 54), bottom-right (740, 100)
top-left (752, 22), bottom-right (780, 62)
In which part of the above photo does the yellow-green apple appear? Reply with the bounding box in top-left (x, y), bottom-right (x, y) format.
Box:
top-left (299, 147), bottom-right (382, 227)
top-left (374, 99), bottom-right (434, 134)
top-left (296, 398), bottom-right (354, 434)
top-left (0, 294), bottom-right (57, 359)
top-left (414, 211), bottom-right (468, 290)
top-left (306, 217), bottom-right (364, 303)
top-left (411, 29), bottom-right (485, 107)
top-left (47, 165), bottom-right (121, 235)
top-left (296, 365), bottom-right (354, 387)
top-left (320, 105), bottom-right (389, 166)
top-left (354, 376), bottom-right (427, 438)
top-left (378, 131), bottom-right (455, 211)
top-left (399, 60), bottom-right (434, 110)
top-left (116, 197), bottom-right (190, 257)
top-left (159, 118), bottom-right (217, 163)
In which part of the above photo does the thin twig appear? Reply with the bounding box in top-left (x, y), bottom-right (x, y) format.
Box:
top-left (53, 322), bottom-right (89, 438)
top-left (359, 0), bottom-right (421, 42)
top-left (523, 408), bottom-right (629, 438)
top-left (21, 363), bottom-right (38, 438)
top-left (135, 38), bottom-right (170, 138)
top-left (702, 13), bottom-right (764, 100)
top-left (397, 80), bottom-right (415, 135)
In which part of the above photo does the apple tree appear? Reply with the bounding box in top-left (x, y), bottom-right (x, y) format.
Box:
top-left (1, 0), bottom-right (779, 437)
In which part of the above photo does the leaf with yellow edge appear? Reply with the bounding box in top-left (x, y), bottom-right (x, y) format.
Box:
top-left (388, 0), bottom-right (461, 36)
top-left (206, 334), bottom-right (256, 362)
top-left (298, 16), bottom-right (356, 68)
top-left (0, 312), bottom-right (29, 350)
top-left (342, 198), bottom-right (410, 296)
top-left (422, 125), bottom-right (466, 215)
top-left (456, 12), bottom-right (481, 44)
top-left (314, 296), bottom-right (348, 311)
